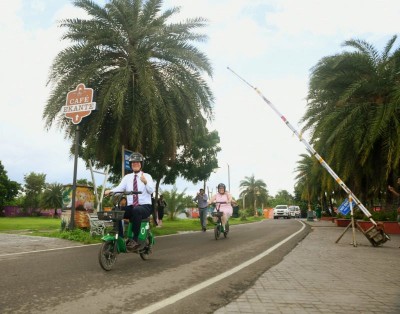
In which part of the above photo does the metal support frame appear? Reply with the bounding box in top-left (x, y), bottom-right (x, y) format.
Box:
top-left (335, 195), bottom-right (358, 247)
top-left (89, 160), bottom-right (110, 213)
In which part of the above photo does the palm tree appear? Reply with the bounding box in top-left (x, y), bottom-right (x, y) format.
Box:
top-left (162, 186), bottom-right (191, 220)
top-left (294, 154), bottom-right (317, 211)
top-left (294, 153), bottom-right (336, 214)
top-left (302, 35), bottom-right (400, 205)
top-left (239, 175), bottom-right (268, 214)
top-left (44, 0), bottom-right (214, 180)
top-left (41, 183), bottom-right (64, 217)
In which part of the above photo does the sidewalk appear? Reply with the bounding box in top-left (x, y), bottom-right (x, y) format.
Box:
top-left (0, 233), bottom-right (83, 255)
top-left (215, 220), bottom-right (400, 313)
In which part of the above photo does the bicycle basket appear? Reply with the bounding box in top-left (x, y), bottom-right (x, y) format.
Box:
top-left (211, 211), bottom-right (223, 218)
top-left (97, 210), bottom-right (125, 221)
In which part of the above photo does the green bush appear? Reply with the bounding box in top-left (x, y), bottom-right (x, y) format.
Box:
top-left (364, 210), bottom-right (397, 222)
top-left (336, 209), bottom-right (364, 220)
top-left (238, 209), bottom-right (248, 221)
top-left (58, 229), bottom-right (94, 243)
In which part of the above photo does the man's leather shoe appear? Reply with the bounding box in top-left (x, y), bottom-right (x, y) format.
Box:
top-left (126, 239), bottom-right (140, 250)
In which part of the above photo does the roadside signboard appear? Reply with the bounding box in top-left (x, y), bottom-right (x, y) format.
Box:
top-left (338, 198), bottom-right (356, 215)
top-left (124, 148), bottom-right (133, 172)
top-left (63, 83), bottom-right (96, 229)
top-left (121, 146), bottom-right (133, 177)
top-left (63, 83), bottom-right (96, 124)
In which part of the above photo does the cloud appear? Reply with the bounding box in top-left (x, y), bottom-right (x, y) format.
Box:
top-left (1, 0), bottom-right (399, 200)
top-left (266, 0), bottom-right (400, 37)
top-left (0, 1), bottom-right (86, 184)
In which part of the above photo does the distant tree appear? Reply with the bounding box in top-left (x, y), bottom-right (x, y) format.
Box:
top-left (239, 175), bottom-right (268, 214)
top-left (176, 130), bottom-right (221, 187)
top-left (77, 179), bottom-right (93, 186)
top-left (5, 193), bottom-right (25, 208)
top-left (0, 161), bottom-right (21, 211)
top-left (162, 186), bottom-right (191, 220)
top-left (94, 184), bottom-right (114, 210)
top-left (293, 185), bottom-right (308, 217)
top-left (294, 153), bottom-right (322, 211)
top-left (271, 190), bottom-right (294, 207)
top-left (146, 130), bottom-right (221, 198)
top-left (41, 183), bottom-right (64, 217)
top-left (23, 172), bottom-right (46, 211)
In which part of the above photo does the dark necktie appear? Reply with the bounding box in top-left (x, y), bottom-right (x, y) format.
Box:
top-left (133, 174), bottom-right (139, 206)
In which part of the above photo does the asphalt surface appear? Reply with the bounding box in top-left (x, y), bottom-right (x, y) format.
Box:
top-left (215, 219), bottom-right (400, 314)
top-left (0, 220), bottom-right (304, 314)
top-left (1, 220), bottom-right (399, 313)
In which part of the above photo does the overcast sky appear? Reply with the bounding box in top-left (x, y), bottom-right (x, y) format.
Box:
top-left (1, 0), bottom-right (399, 199)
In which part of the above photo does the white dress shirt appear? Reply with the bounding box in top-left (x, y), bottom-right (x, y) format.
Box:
top-left (111, 171), bottom-right (155, 205)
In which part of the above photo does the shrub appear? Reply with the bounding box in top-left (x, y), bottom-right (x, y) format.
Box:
top-left (238, 209), bottom-right (248, 221)
top-left (364, 210), bottom-right (397, 222)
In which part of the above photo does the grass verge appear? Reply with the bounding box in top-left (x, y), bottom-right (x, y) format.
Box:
top-left (0, 215), bottom-right (264, 244)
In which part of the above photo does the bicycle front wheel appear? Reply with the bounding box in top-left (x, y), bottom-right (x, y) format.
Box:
top-left (224, 221), bottom-right (229, 238)
top-left (139, 237), bottom-right (152, 260)
top-left (98, 241), bottom-right (118, 271)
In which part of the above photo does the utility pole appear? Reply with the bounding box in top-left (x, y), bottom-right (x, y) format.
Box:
top-left (227, 163), bottom-right (231, 192)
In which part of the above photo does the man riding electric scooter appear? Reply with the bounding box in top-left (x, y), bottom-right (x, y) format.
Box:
top-left (105, 152), bottom-right (155, 250)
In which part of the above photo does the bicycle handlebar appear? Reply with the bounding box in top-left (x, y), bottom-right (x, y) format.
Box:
top-left (211, 201), bottom-right (229, 211)
top-left (210, 201), bottom-right (228, 206)
top-left (106, 191), bottom-right (142, 196)
top-left (105, 191), bottom-right (143, 207)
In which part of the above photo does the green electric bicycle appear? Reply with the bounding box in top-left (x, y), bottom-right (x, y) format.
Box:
top-left (97, 191), bottom-right (155, 271)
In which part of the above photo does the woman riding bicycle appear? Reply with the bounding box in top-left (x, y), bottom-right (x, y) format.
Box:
top-left (209, 183), bottom-right (233, 230)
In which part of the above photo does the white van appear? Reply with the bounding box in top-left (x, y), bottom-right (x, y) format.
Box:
top-left (288, 205), bottom-right (301, 218)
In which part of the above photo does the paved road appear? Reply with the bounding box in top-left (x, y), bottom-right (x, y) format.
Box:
top-left (0, 219), bottom-right (307, 313)
top-left (4, 220), bottom-right (397, 313)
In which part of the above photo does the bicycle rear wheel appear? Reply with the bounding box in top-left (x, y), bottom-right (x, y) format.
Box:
top-left (214, 224), bottom-right (221, 240)
top-left (99, 241), bottom-right (118, 271)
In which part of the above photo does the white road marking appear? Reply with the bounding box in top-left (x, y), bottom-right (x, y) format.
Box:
top-left (0, 243), bottom-right (99, 257)
top-left (134, 220), bottom-right (306, 314)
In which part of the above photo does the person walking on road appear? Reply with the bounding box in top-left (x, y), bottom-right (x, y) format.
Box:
top-left (157, 194), bottom-right (167, 227)
top-left (193, 188), bottom-right (208, 231)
